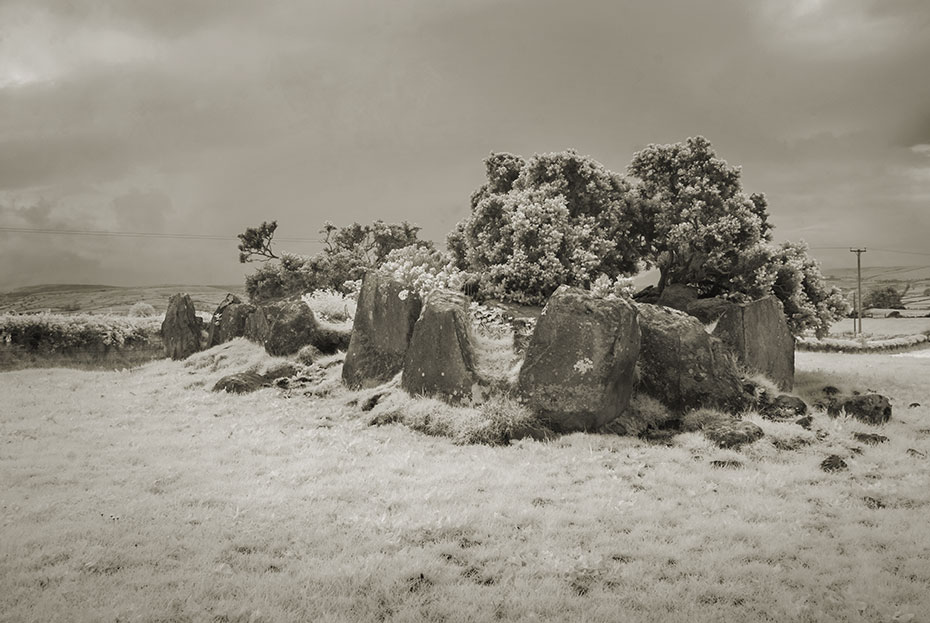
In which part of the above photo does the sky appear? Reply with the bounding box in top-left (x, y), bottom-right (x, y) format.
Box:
top-left (0, 0), bottom-right (928, 290)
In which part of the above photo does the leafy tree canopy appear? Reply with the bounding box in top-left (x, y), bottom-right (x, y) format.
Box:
top-left (627, 136), bottom-right (772, 296)
top-left (449, 150), bottom-right (648, 304)
top-left (237, 221), bottom-right (279, 263)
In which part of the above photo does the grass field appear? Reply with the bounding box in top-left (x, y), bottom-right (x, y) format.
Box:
top-left (2, 341), bottom-right (929, 622)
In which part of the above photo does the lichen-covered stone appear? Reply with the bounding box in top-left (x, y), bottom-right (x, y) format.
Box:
top-left (636, 303), bottom-right (747, 413)
top-left (401, 289), bottom-right (481, 403)
top-left (161, 293), bottom-right (202, 360)
top-left (713, 295), bottom-right (795, 391)
top-left (343, 271), bottom-right (423, 389)
top-left (517, 286), bottom-right (640, 432)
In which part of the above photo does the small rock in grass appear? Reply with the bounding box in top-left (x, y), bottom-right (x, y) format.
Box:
top-left (212, 372), bottom-right (268, 394)
top-left (762, 394), bottom-right (808, 420)
top-left (908, 402), bottom-right (921, 408)
top-left (822, 385), bottom-right (840, 396)
top-left (863, 496), bottom-right (885, 510)
top-left (820, 454), bottom-right (848, 473)
top-left (710, 459), bottom-right (743, 469)
top-left (852, 432), bottom-right (889, 446)
top-left (263, 362), bottom-right (299, 381)
top-left (906, 448), bottom-right (927, 459)
top-left (704, 419), bottom-right (764, 450)
top-left (795, 416), bottom-right (813, 430)
top-left (842, 394), bottom-right (892, 425)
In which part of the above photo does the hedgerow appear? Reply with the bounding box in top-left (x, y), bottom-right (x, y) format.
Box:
top-left (795, 333), bottom-right (929, 353)
top-left (0, 313), bottom-right (161, 351)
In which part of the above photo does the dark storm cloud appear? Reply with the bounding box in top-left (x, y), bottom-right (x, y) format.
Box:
top-left (0, 0), bottom-right (928, 287)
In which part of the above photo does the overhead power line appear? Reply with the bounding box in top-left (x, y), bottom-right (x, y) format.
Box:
top-left (810, 246), bottom-right (930, 257)
top-left (0, 226), bottom-right (323, 243)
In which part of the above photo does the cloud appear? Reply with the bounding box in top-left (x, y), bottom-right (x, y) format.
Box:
top-left (1, 0), bottom-right (929, 287)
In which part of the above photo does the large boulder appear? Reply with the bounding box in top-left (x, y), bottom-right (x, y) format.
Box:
top-left (264, 299), bottom-right (319, 356)
top-left (713, 295), bottom-right (795, 391)
top-left (161, 293), bottom-right (202, 360)
top-left (207, 294), bottom-right (255, 347)
top-left (517, 286), bottom-right (640, 433)
top-left (401, 289), bottom-right (482, 403)
top-left (343, 272), bottom-right (423, 389)
top-left (244, 304), bottom-right (282, 346)
top-left (636, 303), bottom-right (747, 413)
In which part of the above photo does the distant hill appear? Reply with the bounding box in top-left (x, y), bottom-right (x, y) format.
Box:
top-left (0, 284), bottom-right (246, 315)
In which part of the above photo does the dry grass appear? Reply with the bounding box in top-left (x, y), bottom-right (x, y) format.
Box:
top-left (2, 343), bottom-right (930, 622)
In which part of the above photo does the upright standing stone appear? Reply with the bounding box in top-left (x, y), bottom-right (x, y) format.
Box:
top-left (636, 303), bottom-right (747, 413)
top-left (207, 294), bottom-right (254, 347)
top-left (518, 286), bottom-right (640, 432)
top-left (161, 293), bottom-right (202, 360)
top-left (713, 295), bottom-right (794, 391)
top-left (343, 272), bottom-right (423, 389)
top-left (401, 289), bottom-right (481, 403)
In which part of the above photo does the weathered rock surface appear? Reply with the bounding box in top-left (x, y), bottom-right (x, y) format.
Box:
top-left (402, 289), bottom-right (482, 403)
top-left (517, 286), bottom-right (640, 432)
top-left (244, 304), bottom-right (282, 346)
top-left (207, 294), bottom-right (255, 348)
top-left (636, 303), bottom-right (746, 413)
top-left (264, 299), bottom-right (318, 357)
top-left (161, 293), bottom-right (202, 360)
top-left (656, 284), bottom-right (699, 312)
top-left (212, 371), bottom-right (268, 394)
top-left (343, 272), bottom-right (423, 389)
top-left (713, 295), bottom-right (795, 391)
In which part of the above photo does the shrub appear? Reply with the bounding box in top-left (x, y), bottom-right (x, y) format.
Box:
top-left (0, 313), bottom-right (161, 350)
top-left (301, 289), bottom-right (357, 323)
top-left (377, 245), bottom-right (464, 296)
top-left (128, 302), bottom-right (158, 317)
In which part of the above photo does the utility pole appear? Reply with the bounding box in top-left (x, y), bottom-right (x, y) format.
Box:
top-left (850, 248), bottom-right (867, 335)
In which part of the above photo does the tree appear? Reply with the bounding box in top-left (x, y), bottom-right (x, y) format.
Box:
top-left (627, 136), bottom-right (772, 296)
top-left (242, 219), bottom-right (431, 303)
top-left (769, 241), bottom-right (850, 337)
top-left (449, 150), bottom-right (649, 304)
top-left (864, 286), bottom-right (905, 310)
top-left (237, 221), bottom-right (279, 263)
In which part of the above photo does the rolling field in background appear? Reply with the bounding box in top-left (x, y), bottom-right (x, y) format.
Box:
top-left (0, 284), bottom-right (245, 316)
